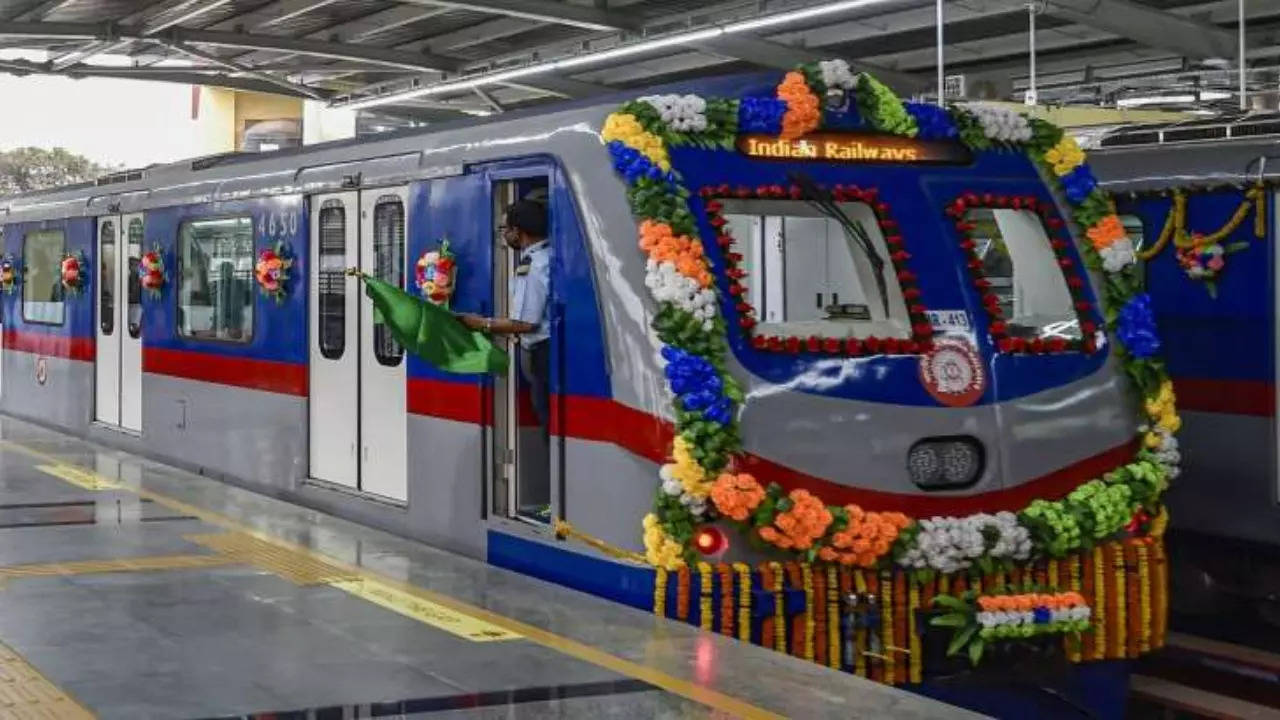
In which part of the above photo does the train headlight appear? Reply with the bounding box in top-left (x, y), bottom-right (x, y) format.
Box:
top-left (907, 437), bottom-right (984, 489)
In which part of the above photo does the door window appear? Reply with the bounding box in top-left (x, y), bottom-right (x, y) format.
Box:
top-left (99, 221), bottom-right (115, 336)
top-left (177, 217), bottom-right (254, 342)
top-left (22, 230), bottom-right (65, 325)
top-left (317, 200), bottom-right (347, 360)
top-left (371, 196), bottom-right (405, 367)
top-left (126, 218), bottom-right (142, 338)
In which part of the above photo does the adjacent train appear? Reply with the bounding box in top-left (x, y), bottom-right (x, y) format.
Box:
top-left (1091, 123), bottom-right (1280, 637)
top-left (0, 63), bottom-right (1173, 715)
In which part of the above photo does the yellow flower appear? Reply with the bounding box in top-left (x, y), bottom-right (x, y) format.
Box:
top-left (642, 513), bottom-right (687, 570)
top-left (1045, 136), bottom-right (1085, 176)
top-left (601, 112), bottom-right (671, 172)
top-left (1157, 409), bottom-right (1181, 434)
top-left (667, 436), bottom-right (712, 499)
top-left (1144, 431), bottom-right (1162, 450)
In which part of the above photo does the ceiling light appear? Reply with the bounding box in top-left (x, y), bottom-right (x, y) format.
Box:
top-left (337, 0), bottom-right (900, 111)
top-left (1117, 94), bottom-right (1196, 107)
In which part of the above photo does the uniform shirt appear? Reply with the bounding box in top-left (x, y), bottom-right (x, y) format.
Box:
top-left (510, 239), bottom-right (550, 345)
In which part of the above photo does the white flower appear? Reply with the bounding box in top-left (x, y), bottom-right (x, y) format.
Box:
top-left (1100, 237), bottom-right (1136, 273)
top-left (959, 103), bottom-right (1033, 143)
top-left (639, 94), bottom-right (709, 133)
top-left (1094, 330), bottom-right (1108, 351)
top-left (977, 611), bottom-right (998, 628)
top-left (818, 60), bottom-right (856, 90)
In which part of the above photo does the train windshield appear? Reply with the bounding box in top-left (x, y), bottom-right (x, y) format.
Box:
top-left (721, 198), bottom-right (910, 340)
top-left (965, 207), bottom-right (1081, 341)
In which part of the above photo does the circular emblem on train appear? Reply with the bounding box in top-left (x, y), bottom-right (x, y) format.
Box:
top-left (918, 338), bottom-right (984, 407)
top-left (35, 357), bottom-right (47, 386)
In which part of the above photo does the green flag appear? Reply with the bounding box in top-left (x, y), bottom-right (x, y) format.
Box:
top-left (357, 272), bottom-right (508, 375)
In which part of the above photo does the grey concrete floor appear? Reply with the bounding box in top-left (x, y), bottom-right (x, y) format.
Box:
top-left (0, 415), bottom-right (980, 719)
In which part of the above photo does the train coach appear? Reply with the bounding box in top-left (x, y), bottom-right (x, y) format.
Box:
top-left (1091, 122), bottom-right (1280, 640)
top-left (0, 62), bottom-right (1174, 715)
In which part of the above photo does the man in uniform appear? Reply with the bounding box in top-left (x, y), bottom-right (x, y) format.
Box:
top-left (459, 199), bottom-right (551, 432)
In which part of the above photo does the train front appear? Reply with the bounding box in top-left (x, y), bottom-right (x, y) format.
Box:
top-left (603, 64), bottom-right (1177, 686)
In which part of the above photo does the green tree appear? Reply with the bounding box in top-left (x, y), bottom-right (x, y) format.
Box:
top-left (0, 147), bottom-right (112, 196)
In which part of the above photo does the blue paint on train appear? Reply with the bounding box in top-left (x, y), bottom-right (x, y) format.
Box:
top-left (1117, 190), bottom-right (1274, 382)
top-left (674, 144), bottom-right (1105, 406)
top-left (1, 217), bottom-right (95, 341)
top-left (487, 529), bottom-right (653, 610)
top-left (141, 197), bottom-right (308, 363)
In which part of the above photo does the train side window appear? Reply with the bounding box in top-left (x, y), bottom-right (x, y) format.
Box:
top-left (371, 196), bottom-right (405, 367)
top-left (317, 200), bottom-right (346, 360)
top-left (721, 198), bottom-right (911, 339)
top-left (1118, 214), bottom-right (1146, 254)
top-left (126, 218), bottom-right (143, 338)
top-left (22, 229), bottom-right (65, 325)
top-left (965, 208), bottom-right (1081, 341)
top-left (177, 216), bottom-right (254, 343)
top-left (100, 221), bottom-right (115, 336)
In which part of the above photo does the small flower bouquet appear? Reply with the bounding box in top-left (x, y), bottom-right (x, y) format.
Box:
top-left (255, 242), bottom-right (293, 303)
top-left (60, 251), bottom-right (88, 296)
top-left (416, 239), bottom-right (456, 307)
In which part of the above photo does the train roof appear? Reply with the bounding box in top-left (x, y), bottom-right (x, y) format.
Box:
top-left (0, 70), bottom-right (783, 219)
top-left (1090, 112), bottom-right (1280, 193)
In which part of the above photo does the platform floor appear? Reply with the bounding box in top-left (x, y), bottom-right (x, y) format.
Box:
top-left (0, 415), bottom-right (979, 720)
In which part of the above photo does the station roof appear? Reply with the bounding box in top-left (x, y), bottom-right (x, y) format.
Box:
top-left (0, 0), bottom-right (1277, 122)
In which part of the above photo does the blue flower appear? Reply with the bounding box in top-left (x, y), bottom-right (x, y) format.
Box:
top-left (905, 102), bottom-right (958, 141)
top-left (1033, 607), bottom-right (1052, 624)
top-left (738, 96), bottom-right (786, 135)
top-left (608, 141), bottom-right (679, 189)
top-left (661, 346), bottom-right (734, 424)
top-left (1061, 165), bottom-right (1098, 205)
top-left (1117, 293), bottom-right (1161, 359)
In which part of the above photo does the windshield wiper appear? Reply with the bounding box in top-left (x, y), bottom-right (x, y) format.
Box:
top-left (787, 172), bottom-right (891, 317)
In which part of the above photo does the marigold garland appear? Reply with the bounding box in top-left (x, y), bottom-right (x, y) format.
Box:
top-left (880, 571), bottom-right (894, 685)
top-left (776, 71), bottom-right (821, 140)
top-left (853, 570), bottom-right (868, 678)
top-left (734, 562), bottom-right (751, 643)
top-left (787, 563), bottom-right (805, 657)
top-left (654, 567), bottom-right (668, 618)
top-left (813, 566), bottom-right (827, 666)
top-left (718, 564), bottom-right (735, 637)
top-left (1111, 544), bottom-right (1125, 658)
top-left (676, 566), bottom-right (691, 621)
top-left (827, 566), bottom-right (840, 670)
top-left (1137, 542), bottom-right (1151, 654)
top-left (698, 561), bottom-right (713, 632)
top-left (908, 579), bottom-right (923, 683)
top-left (771, 562), bottom-right (786, 652)
top-left (802, 564), bottom-right (816, 662)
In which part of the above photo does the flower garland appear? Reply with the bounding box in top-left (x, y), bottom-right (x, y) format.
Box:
top-left (59, 251), bottom-right (87, 296)
top-left (605, 59), bottom-right (1179, 577)
top-left (416, 240), bottom-right (457, 306)
top-left (0, 254), bottom-right (14, 294)
top-left (254, 242), bottom-right (292, 302)
top-left (930, 589), bottom-right (1090, 666)
top-left (139, 247), bottom-right (166, 299)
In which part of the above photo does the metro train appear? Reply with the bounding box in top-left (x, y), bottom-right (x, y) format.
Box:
top-left (0, 63), bottom-right (1172, 711)
top-left (1092, 124), bottom-right (1280, 638)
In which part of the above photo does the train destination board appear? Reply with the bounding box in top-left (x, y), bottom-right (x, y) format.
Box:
top-left (737, 132), bottom-right (972, 164)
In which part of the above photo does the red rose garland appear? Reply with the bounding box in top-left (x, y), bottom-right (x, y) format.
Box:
top-left (699, 183), bottom-right (934, 357)
top-left (944, 192), bottom-right (1100, 355)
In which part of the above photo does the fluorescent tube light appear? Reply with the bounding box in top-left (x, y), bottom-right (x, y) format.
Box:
top-left (338, 0), bottom-right (900, 111)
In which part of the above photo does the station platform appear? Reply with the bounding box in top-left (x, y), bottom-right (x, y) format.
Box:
top-left (0, 415), bottom-right (979, 720)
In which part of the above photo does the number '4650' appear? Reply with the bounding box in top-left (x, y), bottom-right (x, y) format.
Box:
top-left (258, 211), bottom-right (298, 238)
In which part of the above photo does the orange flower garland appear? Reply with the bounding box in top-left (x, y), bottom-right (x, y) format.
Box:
top-left (820, 504), bottom-right (911, 567)
top-left (777, 71), bottom-right (821, 140)
top-left (637, 219), bottom-right (713, 287)
top-left (718, 564), bottom-right (735, 637)
top-left (758, 489), bottom-right (833, 550)
top-left (709, 472), bottom-right (766, 522)
top-left (1086, 214), bottom-right (1127, 251)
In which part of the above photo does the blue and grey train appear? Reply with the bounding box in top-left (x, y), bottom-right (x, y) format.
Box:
top-left (1093, 123), bottom-right (1280, 640)
top-left (0, 69), bottom-right (1160, 715)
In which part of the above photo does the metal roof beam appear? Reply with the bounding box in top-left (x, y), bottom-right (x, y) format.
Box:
top-left (394, 0), bottom-right (638, 31)
top-left (0, 22), bottom-right (467, 72)
top-left (7, 0), bottom-right (75, 22)
top-left (1040, 0), bottom-right (1237, 60)
top-left (499, 75), bottom-right (609, 98)
top-left (232, 5), bottom-right (455, 66)
top-left (700, 33), bottom-right (926, 93)
top-left (159, 40), bottom-right (326, 99)
top-left (204, 0), bottom-right (334, 31)
top-left (0, 56), bottom-right (320, 96)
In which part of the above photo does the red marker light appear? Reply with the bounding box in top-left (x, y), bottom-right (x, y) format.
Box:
top-left (693, 526), bottom-right (727, 556)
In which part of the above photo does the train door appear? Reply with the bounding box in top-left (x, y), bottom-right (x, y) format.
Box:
top-left (307, 189), bottom-right (408, 502)
top-left (488, 175), bottom-right (553, 524)
top-left (95, 214), bottom-right (144, 432)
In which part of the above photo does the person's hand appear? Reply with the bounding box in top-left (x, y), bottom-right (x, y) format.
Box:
top-left (456, 313), bottom-right (487, 330)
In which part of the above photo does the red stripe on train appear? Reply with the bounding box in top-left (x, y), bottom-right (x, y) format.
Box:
top-left (2, 329), bottom-right (94, 361)
top-left (142, 348), bottom-right (308, 396)
top-left (407, 376), bottom-right (1135, 515)
top-left (1172, 377), bottom-right (1274, 416)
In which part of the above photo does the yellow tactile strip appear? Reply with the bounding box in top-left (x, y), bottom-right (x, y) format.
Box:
top-left (3, 438), bottom-right (785, 720)
top-left (33, 465), bottom-right (122, 492)
top-left (0, 555), bottom-right (234, 583)
top-left (183, 532), bottom-right (358, 586)
top-left (0, 642), bottom-right (94, 720)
